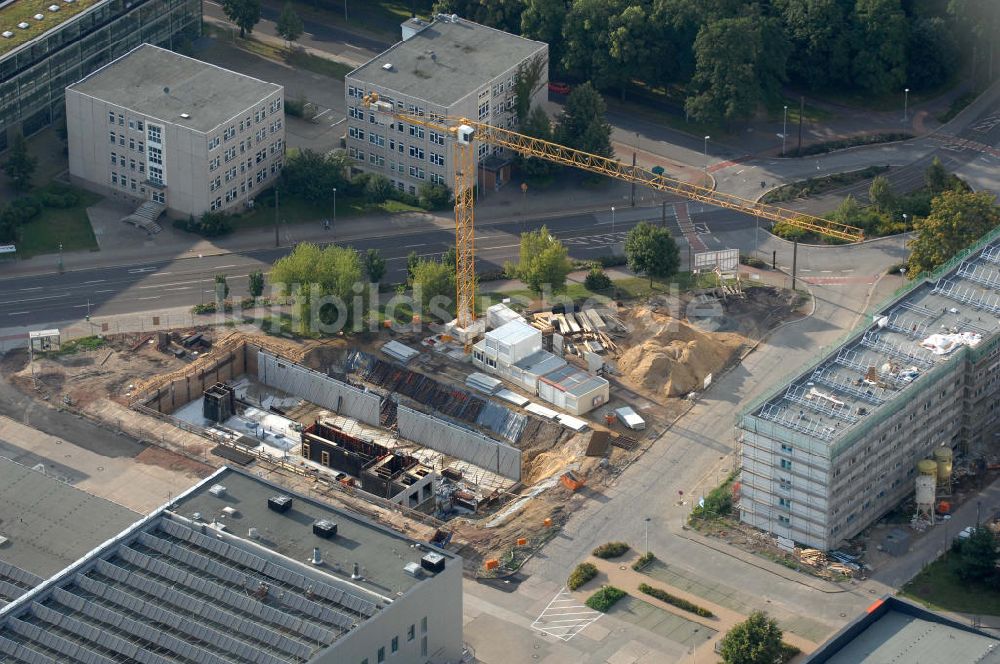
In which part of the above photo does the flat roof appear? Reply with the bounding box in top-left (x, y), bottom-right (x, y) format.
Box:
top-left (743, 234), bottom-right (1000, 448)
top-left (514, 349), bottom-right (566, 377)
top-left (0, 467), bottom-right (457, 662)
top-left (348, 15), bottom-right (546, 107)
top-left (807, 597), bottom-right (1000, 663)
top-left (487, 319), bottom-right (540, 347)
top-left (539, 364), bottom-right (609, 396)
top-left (0, 457), bottom-right (142, 583)
top-left (68, 43), bottom-right (282, 133)
top-left (0, 0), bottom-right (101, 57)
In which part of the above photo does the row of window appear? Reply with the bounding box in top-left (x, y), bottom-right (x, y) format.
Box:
top-left (208, 100), bottom-right (283, 151)
top-left (110, 152), bottom-right (146, 175)
top-left (346, 86), bottom-right (427, 118)
top-left (108, 132), bottom-right (146, 154)
top-left (358, 617), bottom-right (427, 664)
top-left (107, 112), bottom-right (145, 134)
top-left (110, 171), bottom-right (141, 192)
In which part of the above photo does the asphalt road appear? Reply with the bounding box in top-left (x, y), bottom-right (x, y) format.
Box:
top-left (0, 205), bottom-right (760, 328)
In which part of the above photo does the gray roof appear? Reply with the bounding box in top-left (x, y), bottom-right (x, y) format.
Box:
top-left (0, 467), bottom-right (456, 663)
top-left (0, 457), bottom-right (141, 584)
top-left (538, 364), bottom-right (609, 397)
top-left (348, 16), bottom-right (546, 107)
top-left (742, 232), bottom-right (1000, 447)
top-left (68, 43), bottom-right (281, 133)
top-left (514, 349), bottom-right (567, 378)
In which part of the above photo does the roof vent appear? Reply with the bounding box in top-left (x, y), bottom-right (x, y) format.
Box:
top-left (381, 63), bottom-right (393, 71)
top-left (179, 112), bottom-right (191, 119)
top-left (33, 14), bottom-right (45, 20)
top-left (208, 484), bottom-right (226, 497)
top-left (420, 551), bottom-right (446, 574)
top-left (48, 4), bottom-right (60, 10)
top-left (352, 562), bottom-right (363, 580)
top-left (403, 561), bottom-right (424, 578)
top-left (221, 506), bottom-right (239, 517)
top-left (17, 22), bottom-right (29, 29)
top-left (311, 547), bottom-right (323, 565)
top-left (1, 31), bottom-right (13, 38)
top-left (248, 527), bottom-right (260, 539)
top-left (267, 494), bottom-right (292, 512)
top-left (313, 520), bottom-right (337, 538)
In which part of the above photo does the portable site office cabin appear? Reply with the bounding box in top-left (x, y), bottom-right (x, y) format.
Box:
top-left (537, 364), bottom-right (610, 416)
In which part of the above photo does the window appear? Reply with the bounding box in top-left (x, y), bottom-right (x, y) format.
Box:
top-left (224, 126), bottom-right (236, 141)
top-left (368, 133), bottom-right (385, 147)
top-left (348, 107), bottom-right (363, 120)
top-left (429, 152), bottom-right (444, 166)
top-left (129, 158), bottom-right (136, 171)
top-left (148, 146), bottom-right (163, 166)
top-left (136, 120), bottom-right (144, 132)
top-left (780, 443), bottom-right (793, 454)
top-left (421, 617), bottom-right (427, 633)
top-left (208, 136), bottom-right (221, 150)
top-left (407, 625), bottom-right (415, 642)
top-left (117, 114), bottom-right (124, 126)
top-left (430, 173), bottom-right (446, 185)
top-left (137, 141), bottom-right (144, 154)
top-left (349, 127), bottom-right (366, 141)
top-left (780, 459), bottom-right (792, 470)
top-left (391, 637), bottom-right (398, 653)
top-left (108, 111), bottom-right (115, 124)
top-left (408, 124), bottom-right (425, 139)
top-left (478, 101), bottom-right (489, 120)
top-left (420, 636), bottom-right (427, 657)
top-left (152, 191), bottom-right (164, 204)
top-left (408, 146), bottom-right (424, 160)
top-left (147, 125), bottom-right (162, 144)
top-left (778, 515), bottom-right (790, 525)
top-left (130, 179), bottom-right (137, 191)
top-left (778, 497), bottom-right (792, 509)
top-left (109, 131), bottom-right (116, 144)
top-left (111, 172), bottom-right (118, 184)
top-left (225, 147), bottom-right (237, 162)
top-left (128, 119), bottom-right (135, 130)
top-left (369, 154), bottom-right (384, 167)
top-left (149, 166), bottom-right (163, 185)
top-left (119, 134), bottom-right (125, 147)
top-left (429, 131), bottom-right (445, 146)
top-left (110, 152), bottom-right (117, 165)
top-left (209, 156), bottom-right (220, 171)
top-left (377, 647), bottom-right (385, 663)
top-left (139, 163), bottom-right (145, 174)
top-left (255, 150), bottom-right (266, 164)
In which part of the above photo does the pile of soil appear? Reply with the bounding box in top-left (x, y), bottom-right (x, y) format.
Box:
top-left (618, 307), bottom-right (745, 397)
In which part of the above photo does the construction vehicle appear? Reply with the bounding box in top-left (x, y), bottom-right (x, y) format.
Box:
top-left (362, 94), bottom-right (864, 335)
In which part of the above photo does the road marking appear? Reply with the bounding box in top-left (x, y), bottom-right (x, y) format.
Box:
top-left (531, 588), bottom-right (602, 642)
top-left (405, 243), bottom-right (427, 248)
top-left (19, 287), bottom-right (42, 291)
top-left (164, 287), bottom-right (192, 291)
top-left (94, 289), bottom-right (114, 293)
top-left (137, 296), bottom-right (161, 300)
top-left (127, 267), bottom-right (157, 274)
top-left (83, 279), bottom-right (105, 284)
top-left (330, 118), bottom-right (345, 128)
top-left (138, 280), bottom-right (201, 289)
top-left (314, 108), bottom-right (331, 120)
top-left (215, 264), bottom-right (237, 269)
top-left (72, 304), bottom-right (90, 308)
top-left (0, 293), bottom-right (70, 305)
top-left (7, 311), bottom-right (29, 316)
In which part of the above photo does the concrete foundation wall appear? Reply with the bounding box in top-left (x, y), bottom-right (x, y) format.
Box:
top-left (148, 345), bottom-right (248, 413)
top-left (397, 405), bottom-right (521, 481)
top-left (257, 351), bottom-right (381, 426)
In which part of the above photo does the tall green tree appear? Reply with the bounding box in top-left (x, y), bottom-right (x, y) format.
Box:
top-left (410, 258), bottom-right (455, 320)
top-left (248, 270), bottom-right (265, 301)
top-left (521, 0), bottom-right (569, 68)
top-left (363, 248), bottom-right (386, 284)
top-left (507, 226), bottom-right (572, 295)
top-left (774, 0), bottom-right (852, 89)
top-left (222, 0), bottom-right (261, 37)
top-left (851, 0), bottom-right (908, 96)
top-left (281, 150), bottom-right (349, 203)
top-left (270, 243), bottom-right (362, 332)
top-left (624, 222), bottom-right (681, 286)
top-left (214, 274), bottom-right (230, 300)
top-left (720, 611), bottom-right (784, 664)
top-left (431, 0), bottom-right (524, 33)
top-left (2, 133), bottom-right (37, 193)
top-left (514, 54), bottom-right (548, 124)
top-left (907, 17), bottom-right (960, 90)
top-left (868, 175), bottom-right (897, 214)
top-left (518, 105), bottom-right (556, 179)
top-left (908, 190), bottom-right (1000, 275)
top-left (685, 16), bottom-right (790, 125)
top-left (276, 3), bottom-right (304, 48)
top-left (555, 82), bottom-right (614, 157)
top-left (957, 527), bottom-right (999, 585)
top-left (364, 174), bottom-right (393, 204)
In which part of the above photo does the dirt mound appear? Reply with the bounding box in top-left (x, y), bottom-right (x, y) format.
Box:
top-left (618, 307), bottom-right (745, 397)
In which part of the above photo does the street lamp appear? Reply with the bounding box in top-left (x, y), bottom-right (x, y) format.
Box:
top-left (703, 136), bottom-right (710, 182)
top-left (903, 88), bottom-right (910, 122)
top-left (611, 206), bottom-right (616, 237)
top-left (782, 105), bottom-right (788, 156)
top-left (332, 187), bottom-right (337, 234)
top-left (902, 213), bottom-right (908, 253)
top-left (644, 516), bottom-right (651, 554)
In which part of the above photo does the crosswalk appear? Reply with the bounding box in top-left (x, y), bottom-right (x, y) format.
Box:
top-left (530, 588), bottom-right (603, 641)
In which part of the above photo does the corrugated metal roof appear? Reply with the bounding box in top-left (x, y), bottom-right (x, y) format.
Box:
top-left (539, 364), bottom-right (609, 396)
top-left (513, 350), bottom-right (566, 377)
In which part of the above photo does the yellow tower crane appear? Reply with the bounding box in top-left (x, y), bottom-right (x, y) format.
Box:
top-left (363, 94), bottom-right (863, 332)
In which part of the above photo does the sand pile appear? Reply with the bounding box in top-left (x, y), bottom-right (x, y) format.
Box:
top-left (618, 307), bottom-right (745, 397)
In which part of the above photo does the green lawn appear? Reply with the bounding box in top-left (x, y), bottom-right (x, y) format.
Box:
top-left (229, 194), bottom-right (423, 230)
top-left (16, 186), bottom-right (101, 258)
top-left (478, 272), bottom-right (719, 310)
top-left (291, 0), bottom-right (435, 41)
top-left (0, 0), bottom-right (100, 55)
top-left (902, 552), bottom-right (1000, 615)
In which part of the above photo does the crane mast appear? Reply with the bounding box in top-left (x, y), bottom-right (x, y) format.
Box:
top-left (363, 94), bottom-right (864, 333)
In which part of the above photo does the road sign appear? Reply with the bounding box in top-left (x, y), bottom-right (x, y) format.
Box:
top-left (693, 248), bottom-right (739, 272)
top-left (0, 244), bottom-right (15, 254)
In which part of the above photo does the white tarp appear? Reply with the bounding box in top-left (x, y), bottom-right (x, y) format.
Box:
top-left (397, 405), bottom-right (521, 481)
top-left (919, 332), bottom-right (982, 355)
top-left (257, 351), bottom-right (381, 426)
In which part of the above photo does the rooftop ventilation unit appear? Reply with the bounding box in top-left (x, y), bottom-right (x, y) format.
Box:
top-left (313, 520), bottom-right (337, 538)
top-left (403, 561), bottom-right (424, 578)
top-left (180, 112), bottom-right (191, 119)
top-left (311, 547), bottom-right (323, 565)
top-left (208, 484), bottom-right (227, 497)
top-left (381, 63), bottom-right (393, 71)
top-left (1, 31), bottom-right (13, 38)
top-left (421, 551), bottom-right (446, 574)
top-left (267, 494), bottom-right (292, 512)
top-left (221, 506), bottom-right (239, 517)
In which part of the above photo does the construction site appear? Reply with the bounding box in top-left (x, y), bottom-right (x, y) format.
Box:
top-left (0, 279), bottom-right (796, 570)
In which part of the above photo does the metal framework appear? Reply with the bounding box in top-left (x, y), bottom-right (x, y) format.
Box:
top-left (361, 94), bottom-right (865, 329)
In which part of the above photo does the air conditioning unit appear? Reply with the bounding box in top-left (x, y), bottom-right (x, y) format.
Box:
top-left (420, 552), bottom-right (445, 574)
top-left (403, 562), bottom-right (424, 578)
top-left (313, 520), bottom-right (337, 538)
top-left (267, 495), bottom-right (292, 512)
top-left (208, 484), bottom-right (227, 497)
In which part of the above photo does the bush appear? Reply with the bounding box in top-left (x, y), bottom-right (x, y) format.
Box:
top-left (567, 562), bottom-right (598, 590)
top-left (584, 264), bottom-right (613, 290)
top-left (418, 182), bottom-right (452, 210)
top-left (632, 551), bottom-right (656, 571)
top-left (638, 583), bottom-right (714, 617)
top-left (691, 473), bottom-right (735, 521)
top-left (740, 254), bottom-right (768, 269)
top-left (792, 133), bottom-right (912, 157)
top-left (175, 211), bottom-right (233, 237)
top-left (592, 542), bottom-right (630, 559)
top-left (585, 585), bottom-right (626, 612)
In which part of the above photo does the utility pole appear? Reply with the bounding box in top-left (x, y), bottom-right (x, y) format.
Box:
top-left (644, 516), bottom-right (651, 554)
top-left (332, 187), bottom-right (337, 236)
top-left (58, 243), bottom-right (64, 273)
top-left (791, 238), bottom-right (798, 291)
top-left (796, 97), bottom-right (804, 157)
top-left (903, 87), bottom-right (910, 123)
top-left (274, 186), bottom-right (280, 248)
top-left (782, 105), bottom-right (788, 156)
top-left (630, 150), bottom-right (636, 207)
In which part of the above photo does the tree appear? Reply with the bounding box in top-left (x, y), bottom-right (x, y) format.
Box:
top-left (276, 3), bottom-right (304, 48)
top-left (364, 248), bottom-right (386, 284)
top-left (584, 264), bottom-right (612, 290)
top-left (907, 17), bottom-right (959, 90)
top-left (555, 82), bottom-right (613, 158)
top-left (222, 0), bottom-right (261, 37)
top-left (720, 611), bottom-right (784, 664)
top-left (560, 0), bottom-right (621, 94)
top-left (521, 0), bottom-right (569, 72)
top-left (774, 0), bottom-right (852, 89)
top-left (418, 182), bottom-right (452, 210)
top-left (214, 274), bottom-right (230, 300)
top-left (908, 190), bottom-right (1000, 275)
top-left (851, 0), bottom-right (908, 96)
top-left (410, 258), bottom-right (455, 320)
top-left (270, 243), bottom-right (362, 332)
top-left (868, 175), bottom-right (896, 214)
top-left (406, 250), bottom-right (421, 283)
top-left (431, 0), bottom-right (523, 33)
top-left (924, 156), bottom-right (965, 195)
top-left (364, 174), bottom-right (393, 204)
top-left (248, 270), bottom-right (265, 301)
top-left (2, 132), bottom-right (37, 192)
top-left (519, 105), bottom-right (556, 179)
top-left (281, 149), bottom-right (349, 203)
top-left (685, 16), bottom-right (790, 126)
top-left (513, 53), bottom-right (548, 124)
top-left (625, 222), bottom-right (681, 286)
top-left (957, 526), bottom-right (999, 584)
top-left (508, 226), bottom-right (572, 295)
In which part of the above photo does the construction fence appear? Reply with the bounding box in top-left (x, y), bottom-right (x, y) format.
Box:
top-left (257, 351), bottom-right (382, 427)
top-left (397, 405), bottom-right (522, 481)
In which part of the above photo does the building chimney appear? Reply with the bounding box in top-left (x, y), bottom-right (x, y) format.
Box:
top-left (311, 547), bottom-right (323, 565)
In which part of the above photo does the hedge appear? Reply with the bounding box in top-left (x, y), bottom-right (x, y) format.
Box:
top-left (592, 542), bottom-right (630, 559)
top-left (638, 583), bottom-right (714, 617)
top-left (631, 551), bottom-right (656, 571)
top-left (567, 562), bottom-right (597, 590)
top-left (585, 585), bottom-right (626, 612)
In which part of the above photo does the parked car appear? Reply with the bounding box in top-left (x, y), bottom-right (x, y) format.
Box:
top-left (548, 82), bottom-right (571, 95)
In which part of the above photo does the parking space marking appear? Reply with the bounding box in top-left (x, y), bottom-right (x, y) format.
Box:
top-left (531, 588), bottom-right (602, 642)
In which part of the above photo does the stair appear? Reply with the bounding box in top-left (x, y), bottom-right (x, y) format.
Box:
top-left (121, 200), bottom-right (165, 234)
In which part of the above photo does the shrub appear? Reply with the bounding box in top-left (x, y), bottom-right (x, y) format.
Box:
top-left (567, 562), bottom-right (598, 590)
top-left (176, 211), bottom-right (233, 237)
top-left (691, 473), bottom-right (735, 521)
top-left (585, 585), bottom-right (626, 612)
top-left (584, 264), bottom-right (613, 290)
top-left (632, 551), bottom-right (656, 571)
top-left (638, 583), bottom-right (714, 617)
top-left (592, 542), bottom-right (630, 559)
top-left (418, 182), bottom-right (452, 210)
top-left (740, 254), bottom-right (768, 269)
